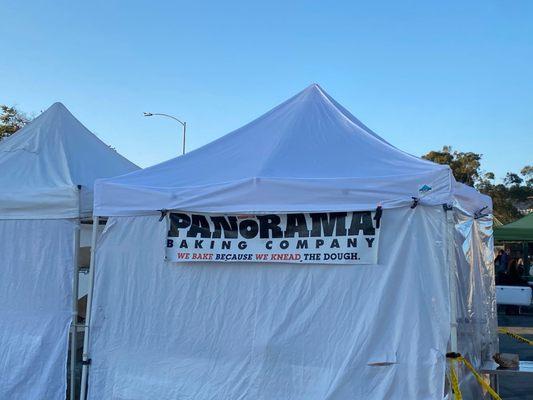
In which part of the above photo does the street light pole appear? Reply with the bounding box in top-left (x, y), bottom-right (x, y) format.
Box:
top-left (182, 121), bottom-right (186, 156)
top-left (143, 112), bottom-right (187, 155)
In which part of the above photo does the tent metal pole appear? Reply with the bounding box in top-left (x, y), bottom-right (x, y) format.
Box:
top-left (70, 185), bottom-right (82, 400)
top-left (445, 207), bottom-right (458, 352)
top-left (80, 215), bottom-right (100, 400)
top-left (70, 218), bottom-right (81, 400)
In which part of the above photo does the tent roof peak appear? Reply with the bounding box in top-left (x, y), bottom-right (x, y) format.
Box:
top-left (94, 85), bottom-right (454, 216)
top-left (0, 102), bottom-right (139, 219)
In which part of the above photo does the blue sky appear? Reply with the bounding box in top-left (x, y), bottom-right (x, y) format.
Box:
top-left (1, 1), bottom-right (531, 181)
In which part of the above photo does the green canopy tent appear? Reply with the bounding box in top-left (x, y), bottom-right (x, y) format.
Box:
top-left (494, 213), bottom-right (533, 241)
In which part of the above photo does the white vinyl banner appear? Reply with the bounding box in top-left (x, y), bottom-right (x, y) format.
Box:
top-left (166, 211), bottom-right (381, 264)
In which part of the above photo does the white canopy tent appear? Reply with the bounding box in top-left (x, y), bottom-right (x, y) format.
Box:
top-left (0, 103), bottom-right (138, 400)
top-left (87, 85), bottom-right (496, 399)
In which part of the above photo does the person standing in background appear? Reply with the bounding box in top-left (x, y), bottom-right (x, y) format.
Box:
top-left (495, 249), bottom-right (508, 276)
top-left (500, 249), bottom-right (509, 275)
top-left (517, 258), bottom-right (525, 276)
top-left (495, 250), bottom-right (503, 270)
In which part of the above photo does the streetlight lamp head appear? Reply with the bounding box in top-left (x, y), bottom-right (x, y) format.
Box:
top-left (143, 111), bottom-right (187, 155)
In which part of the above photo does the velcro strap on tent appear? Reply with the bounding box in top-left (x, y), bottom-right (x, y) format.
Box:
top-left (446, 353), bottom-right (502, 400)
top-left (443, 203), bottom-right (454, 211)
top-left (474, 206), bottom-right (489, 219)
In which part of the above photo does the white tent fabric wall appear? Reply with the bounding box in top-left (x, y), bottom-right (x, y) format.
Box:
top-left (0, 102), bottom-right (139, 400)
top-left (453, 213), bottom-right (497, 399)
top-left (0, 220), bottom-right (75, 399)
top-left (87, 208), bottom-right (451, 400)
top-left (454, 183), bottom-right (497, 361)
top-left (449, 183), bottom-right (497, 399)
top-left (455, 214), bottom-right (497, 361)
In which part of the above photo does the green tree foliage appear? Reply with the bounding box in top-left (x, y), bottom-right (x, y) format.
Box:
top-left (422, 146), bottom-right (481, 186)
top-left (423, 146), bottom-right (532, 224)
top-left (521, 165), bottom-right (533, 187)
top-left (476, 180), bottom-right (523, 224)
top-left (504, 172), bottom-right (523, 186)
top-left (0, 105), bottom-right (29, 140)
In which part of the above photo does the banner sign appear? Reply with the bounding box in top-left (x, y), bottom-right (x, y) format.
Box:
top-left (166, 211), bottom-right (381, 264)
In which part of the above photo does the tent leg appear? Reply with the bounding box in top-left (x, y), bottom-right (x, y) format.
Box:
top-left (445, 207), bottom-right (458, 353)
top-left (489, 373), bottom-right (499, 393)
top-left (70, 219), bottom-right (81, 400)
top-left (80, 216), bottom-right (100, 400)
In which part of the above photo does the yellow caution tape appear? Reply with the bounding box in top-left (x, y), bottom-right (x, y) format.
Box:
top-left (498, 327), bottom-right (533, 346)
top-left (459, 356), bottom-right (502, 400)
top-left (447, 359), bottom-right (462, 400)
top-left (446, 353), bottom-right (502, 400)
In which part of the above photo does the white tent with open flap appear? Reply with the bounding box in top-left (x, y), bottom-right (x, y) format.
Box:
top-left (448, 182), bottom-right (498, 399)
top-left (0, 102), bottom-right (138, 400)
top-left (85, 84), bottom-right (496, 399)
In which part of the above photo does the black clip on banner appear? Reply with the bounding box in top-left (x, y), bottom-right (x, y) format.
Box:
top-left (374, 205), bottom-right (383, 229)
top-left (159, 209), bottom-right (168, 222)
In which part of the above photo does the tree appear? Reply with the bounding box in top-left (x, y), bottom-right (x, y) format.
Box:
top-left (422, 146), bottom-right (532, 224)
top-left (476, 180), bottom-right (523, 223)
top-left (0, 105), bottom-right (29, 140)
top-left (504, 172), bottom-right (523, 187)
top-left (521, 165), bottom-right (533, 187)
top-left (484, 172), bottom-right (495, 181)
top-left (422, 146), bottom-right (481, 186)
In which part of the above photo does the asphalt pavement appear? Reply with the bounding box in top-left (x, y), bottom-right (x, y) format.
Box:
top-left (497, 307), bottom-right (533, 400)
